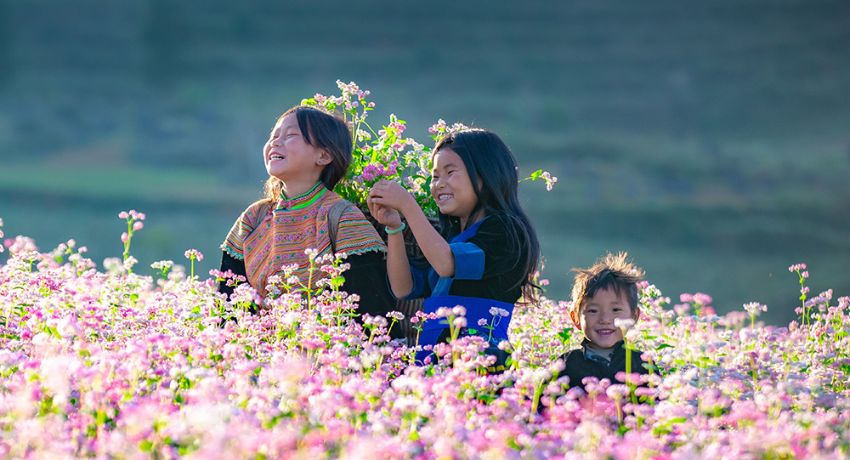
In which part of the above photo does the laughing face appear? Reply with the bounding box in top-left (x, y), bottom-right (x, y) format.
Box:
top-left (263, 113), bottom-right (328, 183)
top-left (430, 148), bottom-right (478, 224)
top-left (579, 287), bottom-right (639, 349)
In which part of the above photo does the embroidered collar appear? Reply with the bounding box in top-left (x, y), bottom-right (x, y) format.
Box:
top-left (276, 182), bottom-right (327, 211)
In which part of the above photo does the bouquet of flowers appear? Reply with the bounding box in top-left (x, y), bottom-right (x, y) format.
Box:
top-left (300, 81), bottom-right (557, 217)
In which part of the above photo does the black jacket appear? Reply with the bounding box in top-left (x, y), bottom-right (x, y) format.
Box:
top-left (558, 340), bottom-right (648, 389)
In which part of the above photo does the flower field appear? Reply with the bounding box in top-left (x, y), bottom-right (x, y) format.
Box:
top-left (0, 214), bottom-right (849, 459)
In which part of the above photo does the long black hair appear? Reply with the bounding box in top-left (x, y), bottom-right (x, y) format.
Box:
top-left (433, 129), bottom-right (541, 300)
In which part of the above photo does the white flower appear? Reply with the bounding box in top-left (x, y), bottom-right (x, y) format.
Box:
top-left (614, 318), bottom-right (635, 332)
top-left (743, 302), bottom-right (767, 315)
top-left (151, 260), bottom-right (174, 271)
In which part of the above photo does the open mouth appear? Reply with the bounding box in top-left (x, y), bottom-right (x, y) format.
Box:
top-left (268, 152), bottom-right (286, 161)
top-left (595, 329), bottom-right (616, 336)
top-left (436, 193), bottom-right (453, 203)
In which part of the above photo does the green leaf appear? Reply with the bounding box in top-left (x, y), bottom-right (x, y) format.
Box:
top-left (139, 440), bottom-right (154, 453)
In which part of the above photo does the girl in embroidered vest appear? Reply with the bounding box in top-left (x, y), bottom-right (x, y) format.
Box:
top-left (367, 129), bottom-right (540, 365)
top-left (219, 106), bottom-right (393, 318)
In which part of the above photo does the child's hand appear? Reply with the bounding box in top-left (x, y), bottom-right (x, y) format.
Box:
top-left (369, 180), bottom-right (415, 214)
top-left (367, 199), bottom-right (403, 228)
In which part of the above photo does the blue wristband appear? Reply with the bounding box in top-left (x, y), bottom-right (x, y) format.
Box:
top-left (385, 222), bottom-right (407, 235)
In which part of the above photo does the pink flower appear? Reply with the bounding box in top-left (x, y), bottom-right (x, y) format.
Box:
top-left (184, 249), bottom-right (204, 261)
top-left (361, 164), bottom-right (380, 182)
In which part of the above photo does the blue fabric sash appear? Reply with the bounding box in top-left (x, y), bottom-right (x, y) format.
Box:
top-left (414, 218), bottom-right (515, 362)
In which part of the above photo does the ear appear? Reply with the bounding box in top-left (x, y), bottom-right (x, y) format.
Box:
top-left (570, 307), bottom-right (581, 329)
top-left (631, 306), bottom-right (641, 321)
top-left (316, 150), bottom-right (333, 166)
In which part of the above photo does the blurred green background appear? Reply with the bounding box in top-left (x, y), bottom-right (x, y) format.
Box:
top-left (1, 0), bottom-right (848, 324)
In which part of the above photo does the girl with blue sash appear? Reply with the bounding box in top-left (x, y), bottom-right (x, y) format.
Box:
top-left (368, 129), bottom-right (540, 366)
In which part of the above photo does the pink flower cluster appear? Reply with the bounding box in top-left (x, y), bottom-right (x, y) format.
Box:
top-left (1, 230), bottom-right (849, 458)
top-left (360, 161), bottom-right (399, 183)
top-left (183, 249), bottom-right (204, 262)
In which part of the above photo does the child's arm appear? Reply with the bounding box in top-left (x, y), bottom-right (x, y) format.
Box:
top-left (367, 197), bottom-right (413, 298)
top-left (369, 180), bottom-right (455, 278)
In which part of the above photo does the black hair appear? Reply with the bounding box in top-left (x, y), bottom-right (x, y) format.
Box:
top-left (569, 252), bottom-right (645, 326)
top-left (264, 106), bottom-right (352, 199)
top-left (433, 129), bottom-right (541, 299)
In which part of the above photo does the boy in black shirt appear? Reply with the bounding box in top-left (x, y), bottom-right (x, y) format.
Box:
top-left (558, 252), bottom-right (648, 389)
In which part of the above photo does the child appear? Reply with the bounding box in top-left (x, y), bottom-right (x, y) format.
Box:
top-left (367, 129), bottom-right (540, 364)
top-left (219, 105), bottom-right (394, 319)
top-left (558, 252), bottom-right (648, 389)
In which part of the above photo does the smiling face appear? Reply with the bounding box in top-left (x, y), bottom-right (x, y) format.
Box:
top-left (263, 113), bottom-right (329, 184)
top-left (579, 287), bottom-right (639, 349)
top-left (430, 148), bottom-right (479, 224)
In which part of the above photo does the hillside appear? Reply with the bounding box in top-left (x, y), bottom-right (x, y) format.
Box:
top-left (1, 0), bottom-right (849, 322)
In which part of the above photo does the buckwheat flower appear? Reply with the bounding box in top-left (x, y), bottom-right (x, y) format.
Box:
top-left (361, 164), bottom-right (380, 182)
top-left (601, 383), bottom-right (629, 403)
top-left (541, 171), bottom-right (558, 191)
top-left (477, 318), bottom-right (488, 327)
top-left (151, 260), bottom-right (173, 270)
top-left (614, 318), bottom-right (635, 333)
top-left (132, 221), bottom-right (144, 231)
top-left (123, 256), bottom-right (138, 271)
top-left (788, 263), bottom-right (807, 272)
top-left (693, 292), bottom-right (713, 305)
top-left (452, 317), bottom-right (467, 328)
top-left (266, 274), bottom-right (282, 286)
top-left (121, 232), bottom-right (129, 244)
top-left (118, 211), bottom-right (129, 219)
top-left (452, 305), bottom-right (466, 317)
top-left (428, 119), bottom-right (446, 134)
top-left (386, 161), bottom-right (398, 176)
top-left (304, 247), bottom-right (318, 261)
top-left (184, 249), bottom-right (204, 261)
top-left (386, 311), bottom-right (404, 321)
top-left (743, 302), bottom-right (767, 315)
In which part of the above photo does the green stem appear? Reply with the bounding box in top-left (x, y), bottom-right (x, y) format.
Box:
top-left (529, 382), bottom-right (544, 421)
